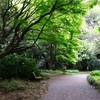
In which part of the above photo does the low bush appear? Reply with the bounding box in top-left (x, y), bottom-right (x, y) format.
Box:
top-left (87, 74), bottom-right (100, 90)
top-left (90, 70), bottom-right (100, 76)
top-left (87, 75), bottom-right (95, 85)
top-left (94, 81), bottom-right (100, 89)
top-left (92, 76), bottom-right (100, 81)
top-left (0, 54), bottom-right (40, 79)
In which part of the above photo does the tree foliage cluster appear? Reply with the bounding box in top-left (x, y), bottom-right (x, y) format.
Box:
top-left (0, 0), bottom-right (85, 58)
top-left (0, 0), bottom-right (99, 74)
top-left (76, 5), bottom-right (100, 71)
top-left (0, 53), bottom-right (40, 79)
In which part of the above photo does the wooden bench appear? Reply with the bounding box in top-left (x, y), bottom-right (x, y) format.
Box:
top-left (32, 72), bottom-right (42, 80)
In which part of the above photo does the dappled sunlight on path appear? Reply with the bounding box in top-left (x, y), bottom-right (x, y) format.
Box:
top-left (40, 73), bottom-right (100, 100)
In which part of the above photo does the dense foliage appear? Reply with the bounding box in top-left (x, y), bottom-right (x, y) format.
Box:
top-left (0, 0), bottom-right (99, 79)
top-left (0, 0), bottom-right (87, 59)
top-left (75, 5), bottom-right (100, 71)
top-left (90, 70), bottom-right (100, 76)
top-left (0, 54), bottom-right (40, 79)
top-left (87, 70), bottom-right (100, 90)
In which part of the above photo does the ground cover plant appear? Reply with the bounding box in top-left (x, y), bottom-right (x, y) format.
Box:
top-left (42, 69), bottom-right (79, 74)
top-left (0, 78), bottom-right (48, 100)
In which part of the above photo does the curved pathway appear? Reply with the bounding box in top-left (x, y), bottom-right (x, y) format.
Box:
top-left (40, 73), bottom-right (100, 100)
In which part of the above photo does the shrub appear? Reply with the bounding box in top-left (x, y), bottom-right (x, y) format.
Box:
top-left (92, 76), bottom-right (100, 81)
top-left (87, 75), bottom-right (100, 90)
top-left (94, 81), bottom-right (100, 89)
top-left (0, 54), bottom-right (40, 79)
top-left (90, 70), bottom-right (100, 76)
top-left (87, 75), bottom-right (95, 85)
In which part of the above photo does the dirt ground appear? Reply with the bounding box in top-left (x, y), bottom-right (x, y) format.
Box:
top-left (0, 80), bottom-right (48, 100)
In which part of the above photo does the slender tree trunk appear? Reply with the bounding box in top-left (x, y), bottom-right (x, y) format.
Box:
top-left (49, 43), bottom-right (54, 70)
top-left (42, 53), bottom-right (49, 70)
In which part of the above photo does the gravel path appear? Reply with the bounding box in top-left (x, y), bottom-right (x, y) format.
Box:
top-left (40, 73), bottom-right (100, 100)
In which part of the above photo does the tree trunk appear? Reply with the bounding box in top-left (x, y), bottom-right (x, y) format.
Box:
top-left (42, 53), bottom-right (49, 70)
top-left (49, 43), bottom-right (54, 70)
